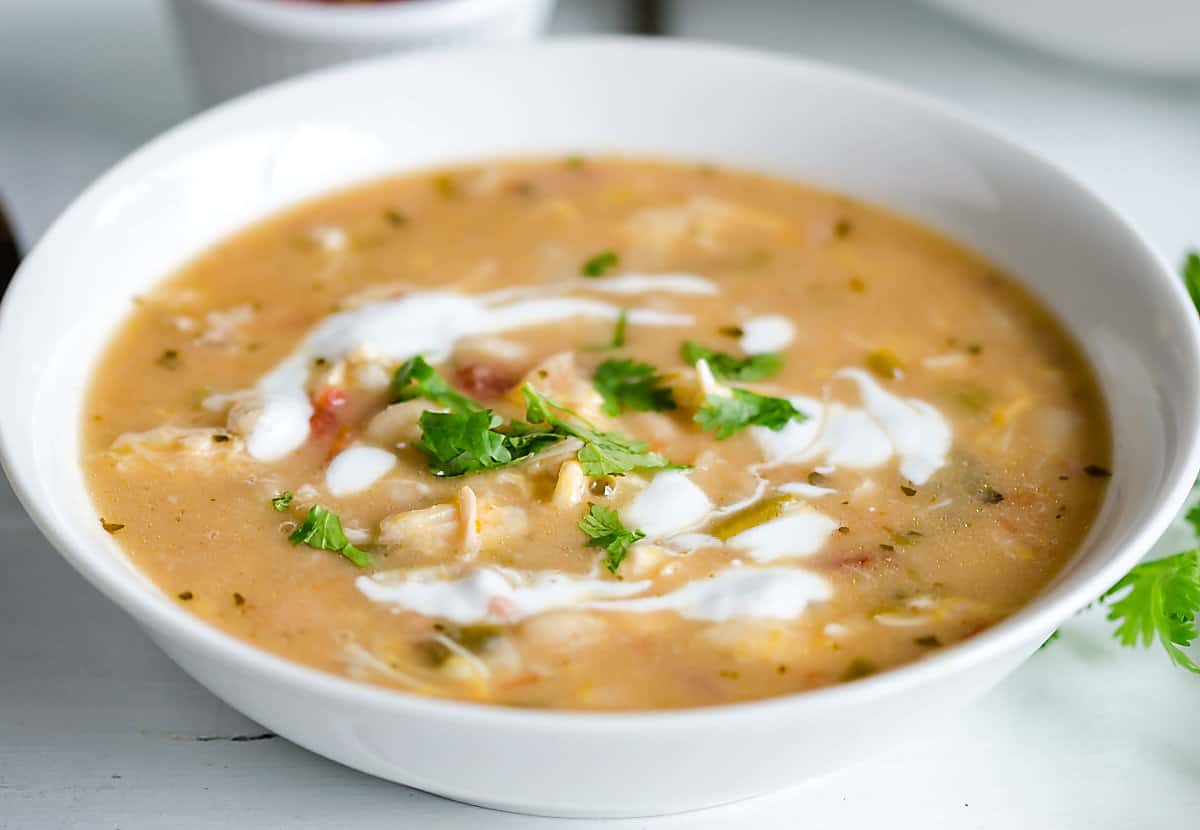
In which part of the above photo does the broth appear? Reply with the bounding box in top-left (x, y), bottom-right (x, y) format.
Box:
top-left (82, 158), bottom-right (1109, 710)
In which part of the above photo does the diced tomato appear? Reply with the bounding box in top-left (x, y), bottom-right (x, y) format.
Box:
top-left (455, 364), bottom-right (515, 400)
top-left (487, 595), bottom-right (515, 620)
top-left (314, 386), bottom-right (348, 410)
top-left (309, 386), bottom-right (348, 440)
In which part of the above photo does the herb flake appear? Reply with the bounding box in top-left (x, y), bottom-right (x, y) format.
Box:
top-left (695, 388), bottom-right (806, 440)
top-left (581, 250), bottom-right (619, 278)
top-left (521, 384), bottom-right (672, 476)
top-left (610, 310), bottom-right (628, 348)
top-left (578, 504), bottom-right (645, 574)
top-left (288, 505), bottom-right (371, 568)
top-left (592, 358), bottom-right (676, 416)
top-left (390, 356), bottom-right (480, 414)
top-left (681, 340), bottom-right (782, 382)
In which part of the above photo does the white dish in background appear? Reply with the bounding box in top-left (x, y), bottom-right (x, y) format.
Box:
top-left (169, 0), bottom-right (557, 105)
top-left (920, 0), bottom-right (1200, 76)
top-left (1, 38), bottom-right (1199, 817)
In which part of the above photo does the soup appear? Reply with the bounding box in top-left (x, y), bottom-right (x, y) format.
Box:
top-left (82, 158), bottom-right (1110, 710)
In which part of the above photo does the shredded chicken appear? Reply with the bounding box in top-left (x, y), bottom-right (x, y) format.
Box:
top-left (366, 400), bottom-right (430, 447)
top-left (108, 425), bottom-right (245, 471)
top-left (378, 497), bottom-right (529, 559)
top-left (195, 304), bottom-right (255, 347)
top-left (513, 351), bottom-right (607, 422)
top-left (625, 197), bottom-right (786, 257)
top-left (550, 459), bottom-right (587, 509)
top-left (308, 224), bottom-right (347, 253)
top-left (873, 595), bottom-right (993, 628)
top-left (458, 486), bottom-right (480, 559)
top-left (343, 643), bottom-right (433, 692)
top-left (623, 542), bottom-right (671, 579)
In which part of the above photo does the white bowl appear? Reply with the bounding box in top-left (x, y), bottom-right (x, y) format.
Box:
top-left (920, 0), bottom-right (1200, 76)
top-left (170, 0), bottom-right (557, 105)
top-left (2, 39), bottom-right (1198, 818)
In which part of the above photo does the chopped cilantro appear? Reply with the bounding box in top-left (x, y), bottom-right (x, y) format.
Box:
top-left (592, 358), bottom-right (676, 416)
top-left (271, 491), bottom-right (294, 512)
top-left (1102, 549), bottom-right (1200, 673)
top-left (416, 409), bottom-right (560, 477)
top-left (573, 429), bottom-right (671, 478)
top-left (521, 384), bottom-right (672, 476)
top-left (578, 504), bottom-right (645, 574)
top-left (1094, 249), bottom-right (1200, 675)
top-left (680, 340), bottom-right (782, 382)
top-left (288, 505), bottom-right (371, 567)
top-left (610, 310), bottom-right (628, 348)
top-left (390, 356), bottom-right (479, 413)
top-left (581, 250), bottom-right (619, 278)
top-left (1184, 249), bottom-right (1200, 315)
top-left (1188, 503), bottom-right (1200, 536)
top-left (695, 389), bottom-right (807, 439)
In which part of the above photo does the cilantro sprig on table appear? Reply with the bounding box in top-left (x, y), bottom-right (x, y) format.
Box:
top-left (592, 358), bottom-right (677, 416)
top-left (1182, 250), bottom-right (1200, 314)
top-left (1092, 249), bottom-right (1200, 672)
top-left (579, 504), bottom-right (645, 574)
top-left (1103, 548), bottom-right (1200, 673)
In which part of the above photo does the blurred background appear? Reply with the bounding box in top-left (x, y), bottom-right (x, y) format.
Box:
top-left (1, 0), bottom-right (1197, 260)
top-left (1, 2), bottom-right (1198, 827)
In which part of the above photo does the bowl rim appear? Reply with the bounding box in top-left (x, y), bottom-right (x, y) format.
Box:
top-left (3, 35), bottom-right (1199, 731)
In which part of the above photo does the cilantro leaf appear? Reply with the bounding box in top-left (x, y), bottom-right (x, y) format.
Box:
top-left (1102, 549), bottom-right (1200, 673)
top-left (610, 310), bottom-right (628, 348)
top-left (681, 340), bottom-right (783, 382)
top-left (288, 505), bottom-right (371, 567)
top-left (416, 409), bottom-right (561, 477)
top-left (521, 384), bottom-right (673, 476)
top-left (500, 419), bottom-right (565, 460)
top-left (271, 490), bottom-right (294, 512)
top-left (1187, 503), bottom-right (1200, 537)
top-left (390, 356), bottom-right (479, 413)
top-left (1183, 250), bottom-right (1200, 315)
top-left (579, 503), bottom-right (645, 574)
top-left (695, 388), bottom-right (807, 440)
top-left (593, 358), bottom-right (677, 416)
top-left (574, 429), bottom-right (672, 477)
top-left (418, 409), bottom-right (510, 476)
top-left (581, 250), bottom-right (619, 278)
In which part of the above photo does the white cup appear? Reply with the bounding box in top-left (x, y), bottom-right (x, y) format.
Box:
top-left (169, 0), bottom-right (558, 106)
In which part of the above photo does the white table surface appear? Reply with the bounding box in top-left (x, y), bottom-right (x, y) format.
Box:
top-left (2, 1), bottom-right (1199, 827)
